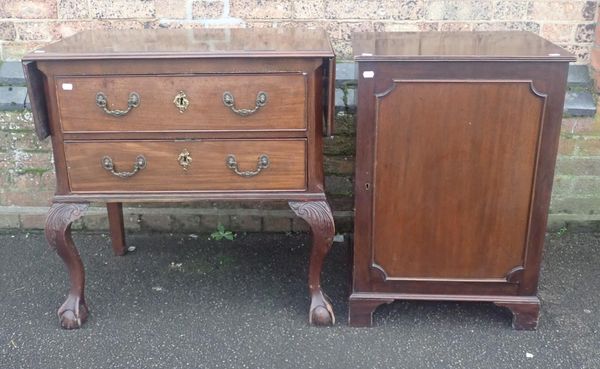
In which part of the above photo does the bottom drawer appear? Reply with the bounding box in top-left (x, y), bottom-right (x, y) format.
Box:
top-left (64, 139), bottom-right (307, 192)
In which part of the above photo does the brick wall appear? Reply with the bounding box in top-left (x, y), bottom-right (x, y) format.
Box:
top-left (1, 0), bottom-right (600, 233)
top-left (2, 108), bottom-right (600, 233)
top-left (0, 0), bottom-right (597, 63)
top-left (0, 109), bottom-right (356, 232)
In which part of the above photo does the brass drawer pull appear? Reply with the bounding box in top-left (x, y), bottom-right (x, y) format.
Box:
top-left (222, 91), bottom-right (268, 117)
top-left (226, 154), bottom-right (269, 177)
top-left (95, 92), bottom-right (140, 117)
top-left (101, 155), bottom-right (146, 178)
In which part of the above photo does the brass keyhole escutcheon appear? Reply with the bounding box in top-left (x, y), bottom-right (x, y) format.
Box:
top-left (173, 91), bottom-right (189, 113)
top-left (178, 149), bottom-right (192, 171)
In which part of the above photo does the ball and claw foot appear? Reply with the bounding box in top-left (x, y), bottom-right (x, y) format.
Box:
top-left (58, 295), bottom-right (89, 330)
top-left (309, 292), bottom-right (335, 326)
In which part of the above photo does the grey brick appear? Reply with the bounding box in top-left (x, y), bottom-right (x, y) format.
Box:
top-left (0, 86), bottom-right (28, 111)
top-left (564, 90), bottom-right (596, 117)
top-left (262, 216), bottom-right (291, 232)
top-left (568, 65), bottom-right (591, 87)
top-left (230, 214), bottom-right (262, 232)
top-left (0, 62), bottom-right (25, 85)
top-left (139, 214), bottom-right (172, 232)
top-left (0, 213), bottom-right (19, 228)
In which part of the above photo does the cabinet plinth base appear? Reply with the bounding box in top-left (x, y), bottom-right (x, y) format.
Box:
top-left (349, 293), bottom-right (540, 329)
top-left (494, 300), bottom-right (541, 330)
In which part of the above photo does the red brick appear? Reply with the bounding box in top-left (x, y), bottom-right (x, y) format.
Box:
top-left (1, 189), bottom-right (53, 206)
top-left (82, 213), bottom-right (109, 230)
top-left (292, 217), bottom-right (310, 232)
top-left (230, 214), bottom-right (262, 232)
top-left (576, 138), bottom-right (600, 156)
top-left (10, 152), bottom-right (53, 171)
top-left (0, 0), bottom-right (57, 19)
top-left (230, 0), bottom-right (292, 19)
top-left (0, 21), bottom-right (16, 41)
top-left (198, 214), bottom-right (230, 232)
top-left (593, 68), bottom-right (600, 92)
top-left (57, 0), bottom-right (90, 19)
top-left (170, 213), bottom-right (201, 232)
top-left (15, 21), bottom-right (53, 41)
top-left (557, 136), bottom-right (577, 156)
top-left (575, 23), bottom-right (596, 43)
top-left (325, 175), bottom-right (353, 196)
top-left (19, 213), bottom-right (46, 229)
top-left (192, 0), bottom-right (224, 19)
top-left (332, 214), bottom-right (353, 233)
top-left (571, 177), bottom-right (600, 196)
top-left (155, 0), bottom-right (187, 18)
top-left (139, 214), bottom-right (173, 232)
top-left (324, 155), bottom-right (355, 175)
top-left (0, 213), bottom-right (19, 228)
top-left (582, 0), bottom-right (597, 21)
top-left (561, 117), bottom-right (600, 135)
top-left (555, 157), bottom-right (600, 176)
top-left (328, 195), bottom-right (354, 212)
top-left (262, 216), bottom-right (291, 232)
top-left (562, 44), bottom-right (590, 64)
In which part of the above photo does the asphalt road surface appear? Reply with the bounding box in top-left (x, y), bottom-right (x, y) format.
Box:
top-left (0, 230), bottom-right (598, 369)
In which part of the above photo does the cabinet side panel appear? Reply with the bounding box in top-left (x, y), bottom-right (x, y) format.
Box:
top-left (372, 80), bottom-right (545, 280)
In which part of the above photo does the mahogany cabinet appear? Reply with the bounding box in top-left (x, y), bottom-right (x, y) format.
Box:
top-left (22, 28), bottom-right (336, 329)
top-left (349, 31), bottom-right (574, 329)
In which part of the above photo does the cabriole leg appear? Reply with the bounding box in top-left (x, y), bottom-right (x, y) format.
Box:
top-left (45, 202), bottom-right (89, 329)
top-left (289, 200), bottom-right (335, 326)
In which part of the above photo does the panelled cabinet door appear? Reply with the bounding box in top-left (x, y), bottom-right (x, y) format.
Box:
top-left (350, 31), bottom-right (574, 330)
top-left (371, 80), bottom-right (545, 282)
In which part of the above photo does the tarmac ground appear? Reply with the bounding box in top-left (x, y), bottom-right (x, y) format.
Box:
top-left (0, 230), bottom-right (599, 369)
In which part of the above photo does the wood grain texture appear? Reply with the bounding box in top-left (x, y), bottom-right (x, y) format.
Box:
top-left (107, 203), bottom-right (126, 256)
top-left (57, 74), bottom-right (306, 133)
top-left (351, 32), bottom-right (572, 330)
top-left (23, 61), bottom-right (50, 139)
top-left (372, 80), bottom-right (544, 280)
top-left (353, 31), bottom-right (575, 62)
top-left (45, 202), bottom-right (89, 329)
top-left (64, 140), bottom-right (307, 192)
top-left (23, 28), bottom-right (334, 60)
top-left (289, 201), bottom-right (336, 326)
top-left (26, 28), bottom-right (334, 328)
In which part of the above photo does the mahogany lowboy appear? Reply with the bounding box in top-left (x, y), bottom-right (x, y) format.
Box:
top-left (23, 28), bottom-right (336, 329)
top-left (349, 31), bottom-right (574, 330)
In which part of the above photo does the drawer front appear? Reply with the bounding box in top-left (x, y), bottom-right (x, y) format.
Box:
top-left (64, 140), bottom-right (306, 192)
top-left (56, 74), bottom-right (306, 132)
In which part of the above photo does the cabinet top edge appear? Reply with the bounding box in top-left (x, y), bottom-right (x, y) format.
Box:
top-left (22, 28), bottom-right (335, 61)
top-left (352, 31), bottom-right (575, 62)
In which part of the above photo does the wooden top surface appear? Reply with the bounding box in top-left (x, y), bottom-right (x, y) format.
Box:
top-left (353, 31), bottom-right (575, 62)
top-left (23, 28), bottom-right (334, 60)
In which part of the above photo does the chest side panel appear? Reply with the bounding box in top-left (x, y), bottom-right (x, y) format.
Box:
top-left (371, 80), bottom-right (545, 280)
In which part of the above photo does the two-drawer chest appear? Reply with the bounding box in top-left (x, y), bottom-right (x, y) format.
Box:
top-left (23, 28), bottom-right (336, 329)
top-left (349, 31), bottom-right (574, 329)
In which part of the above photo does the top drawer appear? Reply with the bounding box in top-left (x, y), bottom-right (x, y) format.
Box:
top-left (55, 73), bottom-right (307, 133)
